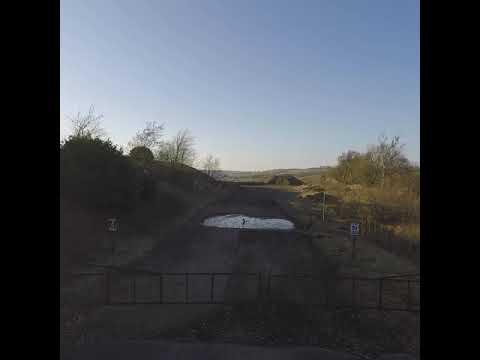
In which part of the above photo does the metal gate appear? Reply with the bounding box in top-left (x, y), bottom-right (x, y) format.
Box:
top-left (70, 265), bottom-right (419, 313)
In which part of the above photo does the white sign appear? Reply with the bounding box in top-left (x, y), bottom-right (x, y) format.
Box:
top-left (350, 223), bottom-right (360, 236)
top-left (107, 218), bottom-right (118, 232)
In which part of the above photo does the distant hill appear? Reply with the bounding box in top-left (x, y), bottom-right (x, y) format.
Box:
top-left (220, 167), bottom-right (331, 182)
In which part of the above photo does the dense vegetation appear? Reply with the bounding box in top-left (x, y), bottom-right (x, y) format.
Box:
top-left (129, 146), bottom-right (154, 166)
top-left (331, 135), bottom-right (419, 193)
top-left (326, 135), bottom-right (420, 224)
top-left (60, 109), bottom-right (221, 268)
top-left (60, 135), bottom-right (138, 212)
top-left (298, 135), bottom-right (420, 264)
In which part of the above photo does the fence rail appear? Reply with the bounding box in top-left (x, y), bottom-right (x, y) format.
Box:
top-left (69, 265), bottom-right (419, 313)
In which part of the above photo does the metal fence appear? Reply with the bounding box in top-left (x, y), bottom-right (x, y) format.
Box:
top-left (70, 265), bottom-right (419, 313)
top-left (267, 272), bottom-right (419, 313)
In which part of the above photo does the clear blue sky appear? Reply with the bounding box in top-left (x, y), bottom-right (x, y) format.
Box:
top-left (60, 0), bottom-right (419, 171)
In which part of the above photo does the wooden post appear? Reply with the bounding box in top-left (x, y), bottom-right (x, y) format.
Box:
top-left (132, 276), bottom-right (136, 304)
top-left (322, 192), bottom-right (326, 221)
top-left (351, 235), bottom-right (357, 261)
top-left (105, 271), bottom-right (110, 305)
top-left (350, 223), bottom-right (359, 261)
top-left (257, 272), bottom-right (262, 300)
top-left (185, 273), bottom-right (189, 304)
top-left (111, 231), bottom-right (115, 258)
top-left (307, 303), bottom-right (313, 345)
top-left (383, 226), bottom-right (387, 248)
top-left (159, 275), bottom-right (163, 304)
top-left (378, 279), bottom-right (383, 310)
top-left (325, 278), bottom-right (329, 308)
top-left (267, 269), bottom-right (272, 300)
top-left (407, 280), bottom-right (411, 311)
top-left (110, 231), bottom-right (115, 267)
top-left (351, 278), bottom-right (356, 308)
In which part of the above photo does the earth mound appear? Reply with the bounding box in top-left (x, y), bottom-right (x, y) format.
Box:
top-left (267, 174), bottom-right (304, 186)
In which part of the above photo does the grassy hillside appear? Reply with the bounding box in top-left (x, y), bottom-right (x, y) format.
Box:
top-left (295, 173), bottom-right (420, 265)
top-left (60, 136), bottom-right (226, 274)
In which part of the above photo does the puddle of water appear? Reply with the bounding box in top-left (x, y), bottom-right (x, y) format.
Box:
top-left (202, 214), bottom-right (295, 231)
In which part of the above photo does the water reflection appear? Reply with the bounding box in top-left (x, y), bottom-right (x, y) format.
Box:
top-left (202, 214), bottom-right (295, 230)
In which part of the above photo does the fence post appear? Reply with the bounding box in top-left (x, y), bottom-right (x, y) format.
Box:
top-left (351, 278), bottom-right (356, 309)
top-left (267, 270), bottom-right (272, 301)
top-left (325, 278), bottom-right (329, 308)
top-left (159, 275), bottom-right (163, 304)
top-left (105, 270), bottom-right (110, 305)
top-left (407, 280), bottom-right (411, 311)
top-left (351, 234), bottom-right (357, 261)
top-left (378, 278), bottom-right (383, 310)
top-left (322, 191), bottom-right (326, 221)
top-left (132, 276), bottom-right (136, 304)
top-left (210, 274), bottom-right (215, 303)
top-left (382, 226), bottom-right (386, 248)
top-left (257, 272), bottom-right (262, 300)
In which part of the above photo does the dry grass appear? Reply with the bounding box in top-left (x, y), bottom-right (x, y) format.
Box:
top-left (271, 174), bottom-right (421, 268)
top-left (298, 175), bottom-right (419, 241)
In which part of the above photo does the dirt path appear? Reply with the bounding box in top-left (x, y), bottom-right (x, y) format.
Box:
top-left (70, 187), bottom-right (316, 341)
top-left (63, 185), bottom-right (418, 359)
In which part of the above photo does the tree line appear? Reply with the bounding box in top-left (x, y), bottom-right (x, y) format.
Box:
top-left (60, 106), bottom-right (222, 213)
top-left (61, 106), bottom-right (221, 174)
top-left (331, 134), bottom-right (419, 197)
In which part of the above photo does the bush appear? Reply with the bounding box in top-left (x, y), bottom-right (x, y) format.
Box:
top-left (140, 169), bottom-right (156, 201)
top-left (129, 146), bottom-right (154, 166)
top-left (60, 135), bottom-right (138, 212)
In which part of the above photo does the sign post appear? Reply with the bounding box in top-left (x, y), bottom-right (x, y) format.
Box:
top-left (322, 192), bottom-right (326, 222)
top-left (105, 218), bottom-right (118, 304)
top-left (350, 222), bottom-right (360, 261)
top-left (107, 218), bottom-right (118, 265)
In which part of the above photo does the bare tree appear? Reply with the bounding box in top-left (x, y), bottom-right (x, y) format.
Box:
top-left (157, 129), bottom-right (195, 166)
top-left (366, 134), bottom-right (409, 187)
top-left (67, 105), bottom-right (106, 139)
top-left (202, 154), bottom-right (220, 177)
top-left (128, 121), bottom-right (164, 152)
top-left (336, 150), bottom-right (361, 184)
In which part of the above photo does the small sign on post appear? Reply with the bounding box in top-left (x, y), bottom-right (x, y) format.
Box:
top-left (107, 218), bottom-right (118, 232)
top-left (350, 223), bottom-right (360, 260)
top-left (106, 218), bottom-right (118, 266)
top-left (350, 223), bottom-right (360, 236)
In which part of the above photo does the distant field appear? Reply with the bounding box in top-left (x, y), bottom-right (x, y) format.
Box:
top-left (298, 174), bottom-right (325, 185)
top-left (220, 167), bottom-right (331, 183)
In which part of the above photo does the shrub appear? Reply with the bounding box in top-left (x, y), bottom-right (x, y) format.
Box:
top-left (140, 169), bottom-right (156, 201)
top-left (129, 146), bottom-right (154, 166)
top-left (60, 135), bottom-right (138, 212)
